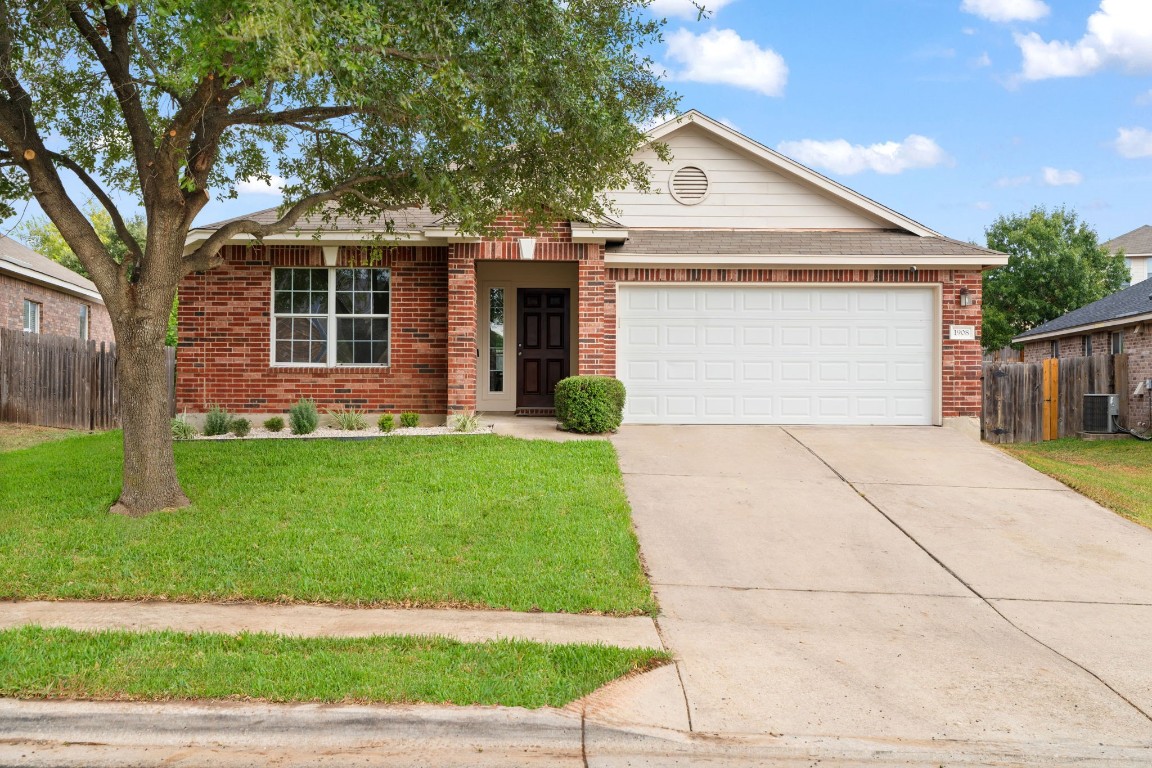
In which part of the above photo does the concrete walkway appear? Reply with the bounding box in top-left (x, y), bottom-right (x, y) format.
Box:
top-left (604, 425), bottom-right (1152, 756)
top-left (0, 600), bottom-right (660, 648)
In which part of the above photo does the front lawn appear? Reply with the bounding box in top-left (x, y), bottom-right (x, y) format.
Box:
top-left (0, 432), bottom-right (655, 615)
top-left (1002, 438), bottom-right (1152, 529)
top-left (0, 626), bottom-right (668, 707)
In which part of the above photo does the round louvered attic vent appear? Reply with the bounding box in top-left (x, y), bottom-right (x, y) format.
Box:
top-left (669, 165), bottom-right (710, 205)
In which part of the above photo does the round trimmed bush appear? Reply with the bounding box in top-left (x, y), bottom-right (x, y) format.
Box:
top-left (554, 376), bottom-right (626, 434)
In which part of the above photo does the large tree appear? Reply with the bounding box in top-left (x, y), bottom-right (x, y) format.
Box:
top-left (0, 1), bottom-right (675, 515)
top-left (982, 207), bottom-right (1128, 351)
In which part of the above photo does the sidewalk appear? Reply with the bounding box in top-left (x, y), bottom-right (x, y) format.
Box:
top-left (0, 600), bottom-right (661, 648)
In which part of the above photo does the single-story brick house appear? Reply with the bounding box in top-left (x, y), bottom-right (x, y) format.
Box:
top-left (1106, 225), bottom-right (1152, 284)
top-left (0, 235), bottom-right (113, 343)
top-left (1016, 276), bottom-right (1152, 431)
top-left (177, 111), bottom-right (1006, 426)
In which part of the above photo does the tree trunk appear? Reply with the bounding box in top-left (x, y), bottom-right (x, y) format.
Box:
top-left (110, 325), bottom-right (189, 517)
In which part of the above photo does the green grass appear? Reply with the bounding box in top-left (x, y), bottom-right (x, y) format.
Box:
top-left (0, 432), bottom-right (655, 615)
top-left (1002, 438), bottom-right (1152, 529)
top-left (0, 626), bottom-right (669, 707)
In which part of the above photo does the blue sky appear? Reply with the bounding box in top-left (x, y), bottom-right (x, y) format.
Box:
top-left (4, 0), bottom-right (1150, 247)
top-left (644, 0), bottom-right (1152, 243)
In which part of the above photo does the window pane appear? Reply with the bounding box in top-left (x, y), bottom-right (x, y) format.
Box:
top-left (275, 270), bottom-right (292, 291)
top-left (274, 293), bottom-right (292, 313)
top-left (336, 270), bottom-right (353, 291)
top-left (292, 293), bottom-right (311, 313)
top-left (335, 292), bottom-right (353, 314)
top-left (311, 269), bottom-right (327, 290)
top-left (373, 291), bottom-right (389, 314)
top-left (353, 293), bottom-right (372, 314)
top-left (275, 340), bottom-right (291, 363)
top-left (373, 271), bottom-right (390, 291)
top-left (489, 288), bottom-right (504, 392)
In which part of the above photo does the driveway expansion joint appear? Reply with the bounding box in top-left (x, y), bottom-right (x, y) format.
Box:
top-left (784, 427), bottom-right (1152, 727)
top-left (652, 582), bottom-right (980, 600)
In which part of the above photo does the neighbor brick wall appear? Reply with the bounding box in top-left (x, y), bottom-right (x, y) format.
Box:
top-left (1023, 325), bottom-right (1152, 429)
top-left (176, 243), bottom-right (448, 414)
top-left (1, 273), bottom-right (113, 342)
top-left (609, 267), bottom-right (986, 420)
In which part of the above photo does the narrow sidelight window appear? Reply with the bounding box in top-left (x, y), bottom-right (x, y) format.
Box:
top-left (79, 304), bottom-right (89, 341)
top-left (489, 288), bottom-right (505, 392)
top-left (1112, 331), bottom-right (1124, 355)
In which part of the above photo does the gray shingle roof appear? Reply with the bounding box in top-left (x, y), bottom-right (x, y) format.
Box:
top-left (1103, 225), bottom-right (1152, 255)
top-left (0, 235), bottom-right (100, 298)
top-left (1015, 276), bottom-right (1152, 339)
top-left (605, 229), bottom-right (1003, 257)
top-left (195, 203), bottom-right (445, 232)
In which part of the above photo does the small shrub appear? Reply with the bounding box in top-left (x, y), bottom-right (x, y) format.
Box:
top-left (400, 412), bottom-right (420, 428)
top-left (229, 418), bottom-right (251, 438)
top-left (171, 415), bottom-right (197, 441)
top-left (555, 376), bottom-right (626, 434)
top-left (327, 407), bottom-right (367, 431)
top-left (263, 416), bottom-right (285, 432)
top-left (450, 410), bottom-right (481, 433)
top-left (378, 413), bottom-right (395, 433)
top-left (203, 405), bottom-right (233, 436)
top-left (289, 398), bottom-right (320, 435)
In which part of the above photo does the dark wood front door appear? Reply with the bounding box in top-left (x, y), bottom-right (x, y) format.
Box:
top-left (517, 288), bottom-right (570, 410)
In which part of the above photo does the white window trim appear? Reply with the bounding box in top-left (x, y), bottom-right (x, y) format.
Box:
top-left (269, 267), bottom-right (391, 368)
top-left (23, 299), bottom-right (40, 333)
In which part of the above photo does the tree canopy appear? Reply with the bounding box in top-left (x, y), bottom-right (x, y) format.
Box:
top-left (982, 207), bottom-right (1128, 351)
top-left (0, 0), bottom-right (675, 514)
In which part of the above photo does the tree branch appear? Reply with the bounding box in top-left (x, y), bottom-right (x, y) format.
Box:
top-left (38, 150), bottom-right (143, 265)
top-left (182, 175), bottom-right (392, 273)
top-left (63, 3), bottom-right (156, 180)
top-left (227, 104), bottom-right (361, 127)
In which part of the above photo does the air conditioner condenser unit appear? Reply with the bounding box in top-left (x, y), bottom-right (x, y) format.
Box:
top-left (1083, 394), bottom-right (1119, 433)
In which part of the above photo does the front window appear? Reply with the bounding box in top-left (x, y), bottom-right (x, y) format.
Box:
top-left (22, 300), bottom-right (40, 333)
top-left (272, 268), bottom-right (390, 366)
top-left (1112, 331), bottom-right (1124, 354)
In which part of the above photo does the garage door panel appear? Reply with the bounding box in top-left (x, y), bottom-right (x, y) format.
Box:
top-left (618, 285), bottom-right (937, 425)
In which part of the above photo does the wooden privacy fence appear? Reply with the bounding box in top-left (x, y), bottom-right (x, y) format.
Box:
top-left (0, 328), bottom-right (176, 431)
top-left (982, 353), bottom-right (1128, 444)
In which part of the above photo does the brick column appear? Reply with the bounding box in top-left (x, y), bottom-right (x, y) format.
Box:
top-left (941, 270), bottom-right (984, 418)
top-left (577, 245), bottom-right (615, 376)
top-left (446, 243), bottom-right (477, 413)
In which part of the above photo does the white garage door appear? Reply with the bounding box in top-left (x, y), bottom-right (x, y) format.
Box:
top-left (617, 285), bottom-right (937, 425)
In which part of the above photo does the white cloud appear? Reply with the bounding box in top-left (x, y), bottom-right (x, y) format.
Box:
top-left (994, 174), bottom-right (1032, 187)
top-left (961, 0), bottom-right (1049, 22)
top-left (664, 28), bottom-right (787, 97)
top-left (974, 201), bottom-right (993, 210)
top-left (1017, 0), bottom-right (1152, 80)
top-left (648, 0), bottom-right (734, 19)
top-left (1114, 126), bottom-right (1152, 157)
top-left (972, 52), bottom-right (993, 67)
top-left (237, 175), bottom-right (286, 195)
top-left (1136, 89), bottom-right (1152, 105)
top-left (776, 135), bottom-right (951, 175)
top-left (1040, 167), bottom-right (1083, 186)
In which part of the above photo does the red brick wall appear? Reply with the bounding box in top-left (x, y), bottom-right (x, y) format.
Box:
top-left (1, 273), bottom-right (113, 342)
top-left (176, 243), bottom-right (448, 414)
top-left (608, 267), bottom-right (986, 419)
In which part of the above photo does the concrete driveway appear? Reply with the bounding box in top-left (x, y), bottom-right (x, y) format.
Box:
top-left (604, 425), bottom-right (1152, 759)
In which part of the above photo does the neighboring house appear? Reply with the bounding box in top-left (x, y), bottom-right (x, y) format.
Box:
top-left (0, 235), bottom-right (113, 343)
top-left (1105, 225), bottom-right (1152, 284)
top-left (177, 111), bottom-right (1007, 426)
top-left (1015, 277), bottom-right (1152, 429)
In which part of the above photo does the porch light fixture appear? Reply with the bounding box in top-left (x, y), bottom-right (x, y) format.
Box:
top-left (518, 237), bottom-right (537, 260)
top-left (959, 286), bottom-right (973, 307)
